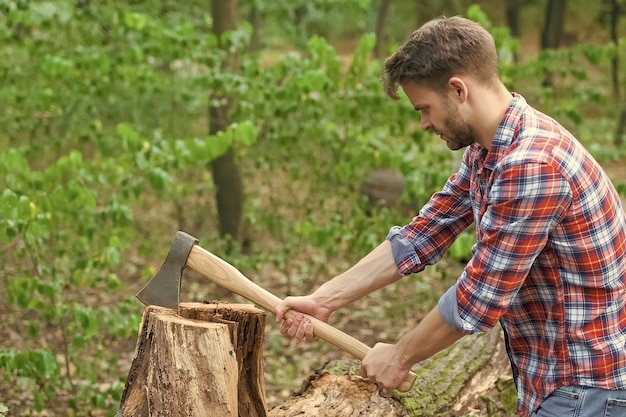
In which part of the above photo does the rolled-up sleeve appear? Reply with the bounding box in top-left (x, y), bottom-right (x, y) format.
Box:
top-left (438, 283), bottom-right (464, 331)
top-left (386, 152), bottom-right (475, 275)
top-left (386, 226), bottom-right (424, 275)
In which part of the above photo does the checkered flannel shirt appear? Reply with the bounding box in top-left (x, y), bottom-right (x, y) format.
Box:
top-left (387, 94), bottom-right (626, 416)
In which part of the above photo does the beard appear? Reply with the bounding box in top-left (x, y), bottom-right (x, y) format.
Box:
top-left (441, 101), bottom-right (477, 151)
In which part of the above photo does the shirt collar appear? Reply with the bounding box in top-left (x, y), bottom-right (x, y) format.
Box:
top-left (474, 93), bottom-right (526, 172)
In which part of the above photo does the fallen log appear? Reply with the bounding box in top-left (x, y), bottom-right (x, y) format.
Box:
top-left (269, 327), bottom-right (510, 417)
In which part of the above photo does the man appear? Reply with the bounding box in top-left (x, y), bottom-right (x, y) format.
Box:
top-left (275, 16), bottom-right (626, 417)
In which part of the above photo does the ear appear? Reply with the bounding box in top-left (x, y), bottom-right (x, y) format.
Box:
top-left (448, 77), bottom-right (468, 103)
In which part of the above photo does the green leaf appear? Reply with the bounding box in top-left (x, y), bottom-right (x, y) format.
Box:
top-left (75, 307), bottom-right (99, 337)
top-left (147, 167), bottom-right (171, 191)
top-left (203, 132), bottom-right (233, 161)
top-left (466, 4), bottom-right (492, 29)
top-left (232, 121), bottom-right (258, 146)
top-left (8, 278), bottom-right (33, 308)
top-left (299, 69), bottom-right (328, 92)
top-left (123, 12), bottom-right (147, 31)
top-left (116, 123), bottom-right (143, 153)
top-left (0, 189), bottom-right (19, 216)
top-left (28, 321), bottom-right (41, 339)
top-left (1, 149), bottom-right (30, 176)
top-left (40, 54), bottom-right (75, 77)
top-left (34, 391), bottom-right (44, 412)
top-left (106, 273), bottom-right (123, 291)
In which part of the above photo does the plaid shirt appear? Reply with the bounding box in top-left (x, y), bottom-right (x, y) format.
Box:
top-left (387, 94), bottom-right (626, 416)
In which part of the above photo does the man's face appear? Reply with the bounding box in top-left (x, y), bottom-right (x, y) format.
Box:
top-left (401, 81), bottom-right (476, 151)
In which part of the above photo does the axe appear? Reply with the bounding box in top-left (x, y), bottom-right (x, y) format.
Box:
top-left (136, 231), bottom-right (417, 392)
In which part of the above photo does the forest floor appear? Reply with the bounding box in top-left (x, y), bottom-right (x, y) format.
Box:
top-left (2, 158), bottom-right (625, 417)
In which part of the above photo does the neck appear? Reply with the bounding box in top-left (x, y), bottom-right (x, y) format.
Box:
top-left (471, 84), bottom-right (514, 150)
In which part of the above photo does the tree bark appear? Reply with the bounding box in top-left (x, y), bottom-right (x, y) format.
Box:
top-left (541, 0), bottom-right (567, 49)
top-left (116, 306), bottom-right (239, 417)
top-left (505, 0), bottom-right (520, 62)
top-left (117, 303), bottom-right (268, 417)
top-left (608, 0), bottom-right (620, 99)
top-left (180, 302), bottom-right (269, 417)
top-left (374, 0), bottom-right (393, 61)
top-left (505, 0), bottom-right (520, 39)
top-left (209, 0), bottom-right (245, 245)
top-left (269, 328), bottom-right (510, 417)
top-left (248, 3), bottom-right (263, 52)
top-left (541, 0), bottom-right (567, 87)
top-left (616, 103), bottom-right (626, 146)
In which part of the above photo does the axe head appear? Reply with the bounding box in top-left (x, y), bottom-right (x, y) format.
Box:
top-left (136, 231), bottom-right (199, 311)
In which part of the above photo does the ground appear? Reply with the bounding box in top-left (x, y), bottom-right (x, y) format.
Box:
top-left (2, 157), bottom-right (626, 416)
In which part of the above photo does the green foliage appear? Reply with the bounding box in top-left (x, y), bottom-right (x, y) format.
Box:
top-left (0, 349), bottom-right (60, 411)
top-left (448, 231), bottom-right (476, 263)
top-left (241, 0), bottom-right (375, 46)
top-left (0, 1), bottom-right (258, 413)
top-left (0, 0), bottom-right (624, 414)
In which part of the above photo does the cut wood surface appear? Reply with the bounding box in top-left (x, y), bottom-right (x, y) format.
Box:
top-left (269, 328), bottom-right (510, 417)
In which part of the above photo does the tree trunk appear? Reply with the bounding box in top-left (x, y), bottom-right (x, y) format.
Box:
top-left (541, 0), bottom-right (567, 49)
top-left (541, 0), bottom-right (567, 87)
top-left (269, 328), bottom-right (511, 417)
top-left (210, 147), bottom-right (244, 242)
top-left (117, 303), bottom-right (268, 417)
top-left (248, 3), bottom-right (263, 52)
top-left (616, 103), bottom-right (626, 146)
top-left (505, 0), bottom-right (520, 39)
top-left (505, 0), bottom-right (520, 62)
top-left (374, 0), bottom-right (393, 61)
top-left (209, 0), bottom-right (245, 245)
top-left (116, 306), bottom-right (239, 417)
top-left (608, 0), bottom-right (621, 100)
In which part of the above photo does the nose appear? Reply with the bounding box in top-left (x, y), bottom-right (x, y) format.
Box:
top-left (420, 114), bottom-right (432, 131)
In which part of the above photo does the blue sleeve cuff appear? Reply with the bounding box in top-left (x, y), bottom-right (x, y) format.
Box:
top-left (386, 226), bottom-right (421, 275)
top-left (438, 284), bottom-right (464, 331)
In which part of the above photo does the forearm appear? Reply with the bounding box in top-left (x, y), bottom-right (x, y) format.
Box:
top-left (395, 305), bottom-right (465, 368)
top-left (311, 240), bottom-right (402, 311)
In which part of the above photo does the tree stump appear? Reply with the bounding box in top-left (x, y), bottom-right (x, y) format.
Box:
top-left (117, 303), bottom-right (268, 417)
top-left (269, 328), bottom-right (511, 417)
top-left (180, 302), bottom-right (268, 417)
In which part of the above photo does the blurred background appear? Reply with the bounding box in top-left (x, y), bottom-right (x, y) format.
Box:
top-left (0, 0), bottom-right (625, 415)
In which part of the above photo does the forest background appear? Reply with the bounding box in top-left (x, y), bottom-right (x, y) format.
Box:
top-left (1, 0), bottom-right (626, 416)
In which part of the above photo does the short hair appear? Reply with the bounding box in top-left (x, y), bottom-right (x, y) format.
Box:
top-left (382, 16), bottom-right (500, 100)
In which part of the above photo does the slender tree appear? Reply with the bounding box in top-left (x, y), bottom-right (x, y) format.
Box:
top-left (617, 106), bottom-right (626, 146)
top-left (210, 0), bottom-right (245, 247)
top-left (505, 0), bottom-right (520, 61)
top-left (540, 0), bottom-right (567, 87)
top-left (606, 0), bottom-right (621, 99)
top-left (604, 0), bottom-right (625, 145)
top-left (541, 0), bottom-right (567, 50)
top-left (374, 0), bottom-right (393, 61)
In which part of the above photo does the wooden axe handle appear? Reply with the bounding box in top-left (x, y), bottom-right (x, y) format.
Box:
top-left (187, 245), bottom-right (417, 392)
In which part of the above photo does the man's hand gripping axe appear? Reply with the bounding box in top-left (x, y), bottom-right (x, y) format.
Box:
top-left (136, 231), bottom-right (417, 392)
